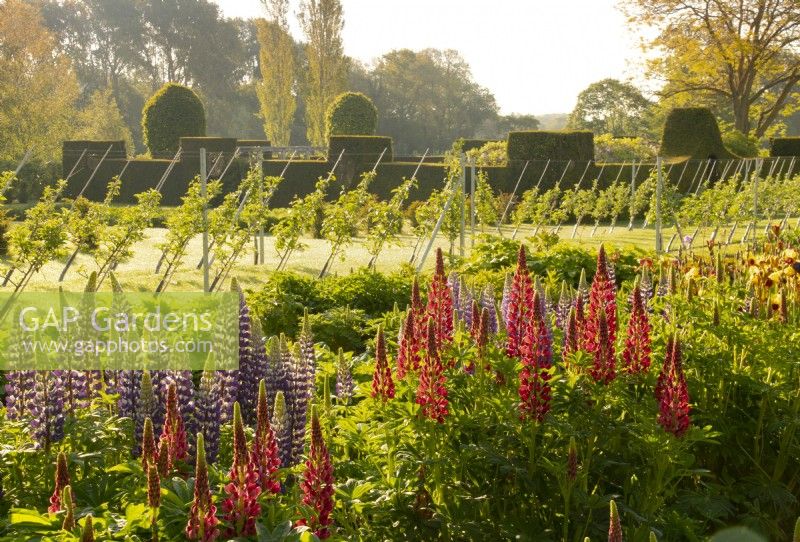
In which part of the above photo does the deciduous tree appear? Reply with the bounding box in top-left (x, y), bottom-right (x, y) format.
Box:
top-left (256, 0), bottom-right (296, 146)
top-left (621, 0), bottom-right (800, 138)
top-left (0, 0), bottom-right (78, 161)
top-left (299, 0), bottom-right (346, 147)
top-left (567, 78), bottom-right (652, 137)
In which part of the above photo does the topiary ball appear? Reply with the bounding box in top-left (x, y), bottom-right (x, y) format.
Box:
top-left (142, 83), bottom-right (206, 157)
top-left (325, 92), bottom-right (377, 138)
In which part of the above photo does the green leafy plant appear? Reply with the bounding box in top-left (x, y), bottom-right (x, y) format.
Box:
top-left (155, 176), bottom-right (221, 292)
top-left (90, 188), bottom-right (162, 290)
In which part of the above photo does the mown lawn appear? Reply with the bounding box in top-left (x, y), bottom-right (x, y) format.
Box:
top-left (5, 218), bottom-right (773, 292)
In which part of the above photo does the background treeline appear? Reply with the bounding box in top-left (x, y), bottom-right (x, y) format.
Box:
top-left (4, 0), bottom-right (537, 161)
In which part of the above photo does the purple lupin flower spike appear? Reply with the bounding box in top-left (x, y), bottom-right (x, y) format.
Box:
top-left (448, 272), bottom-right (461, 318)
top-left (459, 277), bottom-right (474, 329)
top-left (216, 370), bottom-right (239, 425)
top-left (556, 281), bottom-right (572, 329)
top-left (235, 286), bottom-right (259, 425)
top-left (29, 371), bottom-right (65, 450)
top-left (479, 285), bottom-right (498, 334)
top-left (116, 371), bottom-right (141, 420)
top-left (298, 310), bottom-right (317, 399)
top-left (72, 371), bottom-right (90, 412)
top-left (5, 370), bottom-right (36, 420)
top-left (103, 370), bottom-right (118, 396)
top-left (149, 370), bottom-right (169, 431)
top-left (533, 276), bottom-right (547, 314)
top-left (208, 282), bottom-right (241, 425)
top-left (289, 342), bottom-right (313, 465)
top-left (606, 256), bottom-right (617, 288)
top-left (335, 348), bottom-right (354, 403)
top-left (195, 370), bottom-right (222, 463)
top-left (500, 272), bottom-right (513, 326)
top-left (58, 368), bottom-right (88, 415)
top-left (85, 371), bottom-right (103, 403)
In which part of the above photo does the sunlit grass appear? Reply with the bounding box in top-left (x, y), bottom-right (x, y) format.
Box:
top-left (4, 218), bottom-right (786, 292)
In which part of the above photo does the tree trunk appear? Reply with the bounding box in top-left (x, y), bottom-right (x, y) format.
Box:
top-left (733, 95), bottom-right (751, 136)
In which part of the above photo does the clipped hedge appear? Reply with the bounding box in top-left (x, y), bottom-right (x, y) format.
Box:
top-left (328, 135), bottom-right (393, 164)
top-left (261, 158), bottom-right (448, 204)
top-left (771, 137), bottom-right (800, 157)
top-left (179, 137), bottom-right (237, 155)
top-left (373, 162), bottom-right (448, 200)
top-left (263, 159), bottom-right (332, 207)
top-left (507, 131), bottom-right (594, 162)
top-left (325, 92), bottom-right (378, 138)
top-left (142, 83), bottom-right (206, 157)
top-left (659, 108), bottom-right (733, 159)
top-left (62, 140), bottom-right (127, 178)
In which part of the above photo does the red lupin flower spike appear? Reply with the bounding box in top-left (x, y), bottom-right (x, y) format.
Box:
top-left (396, 310), bottom-right (419, 379)
top-left (656, 336), bottom-right (691, 437)
top-left (156, 439), bottom-right (170, 478)
top-left (222, 402), bottom-right (261, 537)
top-left (567, 437), bottom-right (578, 483)
top-left (608, 500), bottom-right (622, 542)
top-left (147, 461), bottom-right (160, 508)
top-left (141, 417), bottom-right (158, 469)
top-left (469, 299), bottom-right (481, 340)
top-left (416, 319), bottom-right (449, 423)
top-left (252, 380), bottom-right (281, 495)
top-left (477, 307), bottom-right (493, 375)
top-left (297, 408), bottom-right (335, 539)
top-left (49, 452), bottom-right (73, 513)
top-left (160, 382), bottom-right (188, 466)
top-left (425, 248), bottom-right (454, 349)
top-left (186, 433), bottom-right (219, 542)
top-left (371, 326), bottom-right (395, 400)
top-left (583, 245), bottom-right (617, 353)
top-left (147, 463), bottom-right (161, 540)
top-left (506, 244), bottom-right (534, 358)
top-left (622, 283), bottom-right (651, 374)
top-left (590, 305), bottom-right (616, 384)
top-left (518, 291), bottom-right (553, 422)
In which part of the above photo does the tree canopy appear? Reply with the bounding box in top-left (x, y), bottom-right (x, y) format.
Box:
top-left (567, 78), bottom-right (652, 137)
top-left (255, 0), bottom-right (296, 146)
top-left (0, 0), bottom-right (78, 161)
top-left (622, 0), bottom-right (800, 138)
top-left (366, 49), bottom-right (499, 153)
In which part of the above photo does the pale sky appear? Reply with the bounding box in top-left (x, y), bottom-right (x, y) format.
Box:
top-left (213, 0), bottom-right (647, 115)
